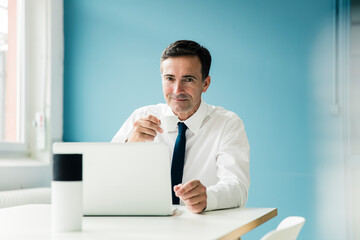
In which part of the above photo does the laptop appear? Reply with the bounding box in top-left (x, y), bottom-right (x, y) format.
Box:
top-left (52, 142), bottom-right (173, 216)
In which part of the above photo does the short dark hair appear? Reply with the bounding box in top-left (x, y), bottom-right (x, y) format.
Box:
top-left (161, 40), bottom-right (212, 81)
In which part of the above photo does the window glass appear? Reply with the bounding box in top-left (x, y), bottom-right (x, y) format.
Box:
top-left (0, 0), bottom-right (23, 144)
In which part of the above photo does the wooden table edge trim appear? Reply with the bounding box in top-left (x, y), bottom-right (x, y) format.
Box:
top-left (217, 208), bottom-right (278, 240)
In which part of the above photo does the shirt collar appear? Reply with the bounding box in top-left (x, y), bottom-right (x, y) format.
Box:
top-left (164, 100), bottom-right (208, 135)
top-left (183, 100), bottom-right (207, 135)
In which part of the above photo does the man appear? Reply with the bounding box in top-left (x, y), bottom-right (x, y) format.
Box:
top-left (112, 40), bottom-right (250, 213)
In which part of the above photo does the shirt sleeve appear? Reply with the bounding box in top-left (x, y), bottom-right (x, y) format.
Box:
top-left (111, 110), bottom-right (140, 143)
top-left (205, 116), bottom-right (250, 211)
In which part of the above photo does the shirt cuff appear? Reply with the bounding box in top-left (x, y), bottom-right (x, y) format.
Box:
top-left (204, 188), bottom-right (217, 211)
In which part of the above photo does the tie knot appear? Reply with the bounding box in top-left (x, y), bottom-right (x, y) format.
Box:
top-left (177, 122), bottom-right (187, 134)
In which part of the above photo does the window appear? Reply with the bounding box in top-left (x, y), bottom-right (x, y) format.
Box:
top-left (0, 0), bottom-right (26, 154)
top-left (0, 0), bottom-right (63, 192)
top-left (0, 0), bottom-right (64, 159)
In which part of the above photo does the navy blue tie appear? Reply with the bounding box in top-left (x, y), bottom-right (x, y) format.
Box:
top-left (171, 122), bottom-right (188, 204)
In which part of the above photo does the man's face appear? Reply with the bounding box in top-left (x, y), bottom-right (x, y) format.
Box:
top-left (161, 55), bottom-right (210, 120)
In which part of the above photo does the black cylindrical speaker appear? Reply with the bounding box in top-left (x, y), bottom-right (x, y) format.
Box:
top-left (52, 154), bottom-right (83, 232)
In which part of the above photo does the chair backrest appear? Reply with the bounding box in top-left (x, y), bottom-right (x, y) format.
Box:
top-left (261, 216), bottom-right (305, 240)
top-left (0, 188), bottom-right (51, 209)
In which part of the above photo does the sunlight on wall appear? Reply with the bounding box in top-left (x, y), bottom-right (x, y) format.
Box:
top-left (310, 21), bottom-right (347, 239)
top-left (348, 3), bottom-right (360, 238)
top-left (310, 6), bottom-right (360, 238)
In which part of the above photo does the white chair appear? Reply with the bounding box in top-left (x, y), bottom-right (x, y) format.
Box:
top-left (0, 188), bottom-right (51, 209)
top-left (261, 216), bottom-right (305, 240)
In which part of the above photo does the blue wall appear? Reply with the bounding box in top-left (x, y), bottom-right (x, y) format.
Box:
top-left (63, 0), bottom-right (334, 239)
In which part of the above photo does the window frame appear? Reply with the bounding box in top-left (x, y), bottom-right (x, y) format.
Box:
top-left (0, 0), bottom-right (27, 155)
top-left (0, 0), bottom-right (64, 161)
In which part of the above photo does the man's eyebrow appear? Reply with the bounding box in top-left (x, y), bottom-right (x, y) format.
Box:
top-left (163, 74), bottom-right (175, 77)
top-left (182, 75), bottom-right (197, 80)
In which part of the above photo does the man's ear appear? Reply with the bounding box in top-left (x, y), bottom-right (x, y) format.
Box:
top-left (202, 76), bottom-right (211, 93)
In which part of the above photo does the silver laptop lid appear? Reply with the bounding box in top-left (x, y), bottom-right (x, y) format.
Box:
top-left (53, 142), bottom-right (173, 216)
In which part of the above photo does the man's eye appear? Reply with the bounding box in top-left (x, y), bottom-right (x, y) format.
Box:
top-left (166, 77), bottom-right (175, 81)
top-left (185, 78), bottom-right (194, 82)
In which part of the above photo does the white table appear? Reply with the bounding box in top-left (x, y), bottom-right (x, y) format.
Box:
top-left (0, 204), bottom-right (277, 240)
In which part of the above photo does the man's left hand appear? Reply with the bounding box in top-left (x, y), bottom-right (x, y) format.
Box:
top-left (174, 180), bottom-right (207, 213)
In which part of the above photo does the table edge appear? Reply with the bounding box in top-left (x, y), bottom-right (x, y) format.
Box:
top-left (217, 208), bottom-right (278, 240)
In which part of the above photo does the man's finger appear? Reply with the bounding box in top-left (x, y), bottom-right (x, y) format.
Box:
top-left (135, 126), bottom-right (157, 137)
top-left (141, 120), bottom-right (163, 134)
top-left (184, 194), bottom-right (206, 206)
top-left (179, 185), bottom-right (205, 200)
top-left (175, 180), bottom-right (207, 214)
top-left (138, 132), bottom-right (156, 141)
top-left (143, 115), bottom-right (161, 125)
top-left (173, 184), bottom-right (183, 192)
top-left (139, 116), bottom-right (163, 133)
top-left (188, 202), bottom-right (207, 214)
top-left (175, 180), bottom-right (200, 196)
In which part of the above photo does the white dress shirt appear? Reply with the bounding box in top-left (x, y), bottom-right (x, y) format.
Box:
top-left (112, 100), bottom-right (250, 211)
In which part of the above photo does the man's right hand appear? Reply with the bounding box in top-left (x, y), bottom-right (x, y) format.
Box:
top-left (127, 115), bottom-right (163, 142)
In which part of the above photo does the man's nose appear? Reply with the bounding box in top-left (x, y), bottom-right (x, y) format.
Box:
top-left (173, 81), bottom-right (184, 94)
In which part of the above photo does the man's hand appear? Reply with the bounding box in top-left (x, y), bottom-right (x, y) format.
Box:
top-left (128, 115), bottom-right (163, 142)
top-left (174, 180), bottom-right (207, 213)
